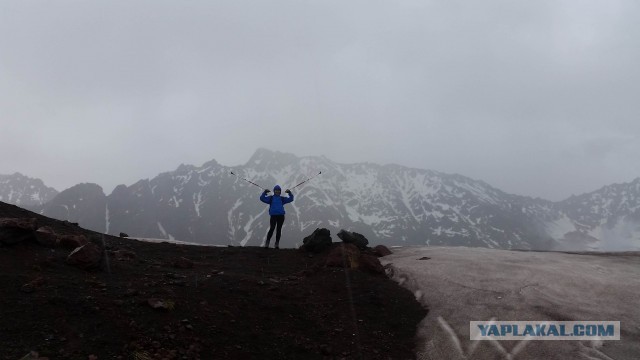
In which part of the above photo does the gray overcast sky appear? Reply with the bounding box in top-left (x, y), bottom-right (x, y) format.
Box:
top-left (1, 0), bottom-right (639, 201)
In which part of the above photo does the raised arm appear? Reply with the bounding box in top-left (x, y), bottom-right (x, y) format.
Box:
top-left (259, 190), bottom-right (271, 204)
top-left (282, 189), bottom-right (294, 204)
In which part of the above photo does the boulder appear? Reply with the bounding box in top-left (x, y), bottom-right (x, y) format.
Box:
top-left (59, 234), bottom-right (88, 249)
top-left (66, 242), bottom-right (103, 270)
top-left (301, 228), bottom-right (333, 253)
top-left (336, 229), bottom-right (369, 250)
top-left (0, 218), bottom-right (38, 245)
top-left (359, 254), bottom-right (385, 274)
top-left (35, 226), bottom-right (58, 247)
top-left (119, 232), bottom-right (129, 238)
top-left (372, 245), bottom-right (392, 257)
top-left (325, 243), bottom-right (361, 268)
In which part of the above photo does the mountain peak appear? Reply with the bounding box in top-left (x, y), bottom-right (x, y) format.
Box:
top-left (246, 148), bottom-right (299, 168)
top-left (0, 172), bottom-right (59, 209)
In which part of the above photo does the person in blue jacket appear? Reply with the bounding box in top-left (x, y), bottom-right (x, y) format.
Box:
top-left (259, 185), bottom-right (294, 249)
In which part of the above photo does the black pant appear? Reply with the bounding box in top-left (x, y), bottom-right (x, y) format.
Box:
top-left (265, 215), bottom-right (285, 247)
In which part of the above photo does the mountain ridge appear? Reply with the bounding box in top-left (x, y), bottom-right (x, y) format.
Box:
top-left (0, 172), bottom-right (59, 210)
top-left (2, 149), bottom-right (639, 250)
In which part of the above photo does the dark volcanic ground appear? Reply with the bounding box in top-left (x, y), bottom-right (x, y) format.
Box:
top-left (0, 202), bottom-right (427, 359)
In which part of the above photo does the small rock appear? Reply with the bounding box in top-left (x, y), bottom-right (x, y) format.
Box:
top-left (147, 298), bottom-right (175, 311)
top-left (418, 256), bottom-right (431, 260)
top-left (66, 243), bottom-right (103, 270)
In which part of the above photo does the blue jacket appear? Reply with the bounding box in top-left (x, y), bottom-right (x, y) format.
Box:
top-left (260, 185), bottom-right (294, 215)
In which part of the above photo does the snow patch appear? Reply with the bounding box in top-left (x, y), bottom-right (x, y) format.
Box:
top-left (193, 191), bottom-right (204, 217)
top-left (545, 215), bottom-right (576, 240)
top-left (240, 209), bottom-right (267, 246)
top-left (227, 199), bottom-right (243, 239)
top-left (382, 246), bottom-right (640, 359)
top-left (105, 204), bottom-right (110, 234)
top-left (157, 222), bottom-right (174, 240)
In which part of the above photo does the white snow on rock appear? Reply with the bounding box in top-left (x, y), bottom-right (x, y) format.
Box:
top-left (382, 246), bottom-right (640, 360)
top-left (545, 214), bottom-right (575, 240)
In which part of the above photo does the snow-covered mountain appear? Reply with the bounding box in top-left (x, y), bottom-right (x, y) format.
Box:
top-left (549, 178), bottom-right (640, 250)
top-left (0, 173), bottom-right (58, 210)
top-left (94, 149), bottom-right (559, 249)
top-left (3, 149), bottom-right (639, 250)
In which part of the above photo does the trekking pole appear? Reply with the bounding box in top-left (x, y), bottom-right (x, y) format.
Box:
top-left (289, 171), bottom-right (322, 190)
top-left (230, 171), bottom-right (270, 192)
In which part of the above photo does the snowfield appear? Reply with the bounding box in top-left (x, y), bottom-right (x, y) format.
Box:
top-left (381, 247), bottom-right (640, 360)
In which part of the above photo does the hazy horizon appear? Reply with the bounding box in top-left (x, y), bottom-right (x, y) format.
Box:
top-left (3, 147), bottom-right (638, 202)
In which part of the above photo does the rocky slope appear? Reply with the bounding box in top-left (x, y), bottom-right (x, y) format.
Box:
top-left (0, 201), bottom-right (426, 359)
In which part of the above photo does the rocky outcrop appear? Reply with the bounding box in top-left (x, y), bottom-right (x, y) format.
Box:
top-left (301, 228), bottom-right (332, 253)
top-left (0, 217), bottom-right (38, 245)
top-left (0, 215), bottom-right (107, 272)
top-left (337, 229), bottom-right (369, 250)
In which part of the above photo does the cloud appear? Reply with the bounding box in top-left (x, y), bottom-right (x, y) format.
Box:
top-left (0, 0), bottom-right (639, 200)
